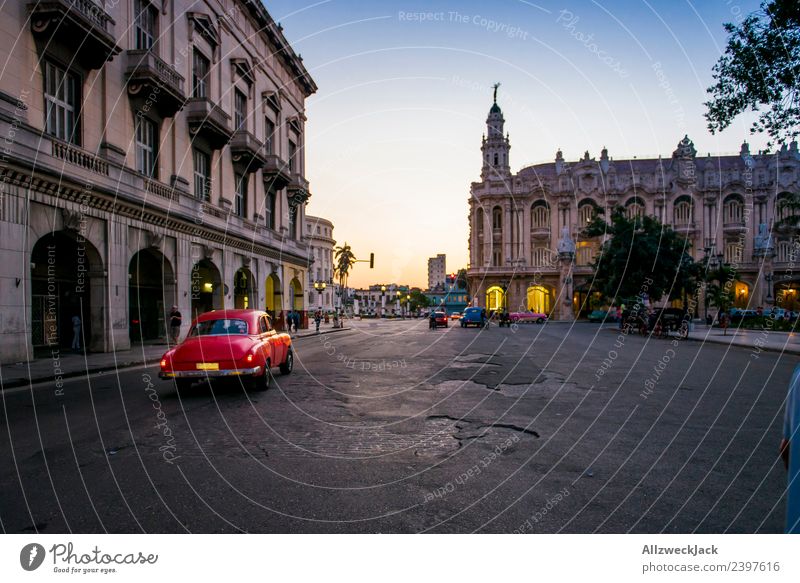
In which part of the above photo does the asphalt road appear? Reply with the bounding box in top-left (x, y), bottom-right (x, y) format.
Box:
top-left (0, 319), bottom-right (794, 533)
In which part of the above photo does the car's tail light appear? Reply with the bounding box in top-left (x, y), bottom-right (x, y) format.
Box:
top-left (160, 358), bottom-right (167, 369)
top-left (246, 353), bottom-right (254, 363)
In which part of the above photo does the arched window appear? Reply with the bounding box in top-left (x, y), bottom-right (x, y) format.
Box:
top-left (531, 201), bottom-right (549, 229)
top-left (492, 206), bottom-right (503, 230)
top-left (724, 241), bottom-right (743, 264)
top-left (723, 194), bottom-right (744, 224)
top-left (576, 241), bottom-right (595, 266)
top-left (673, 196), bottom-right (693, 225)
top-left (777, 192), bottom-right (798, 221)
top-left (625, 197), bottom-right (644, 219)
top-left (578, 200), bottom-right (597, 225)
top-left (476, 208), bottom-right (485, 237)
top-left (777, 240), bottom-right (795, 263)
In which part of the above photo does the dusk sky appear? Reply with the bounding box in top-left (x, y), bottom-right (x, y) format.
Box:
top-left (266, 0), bottom-right (764, 288)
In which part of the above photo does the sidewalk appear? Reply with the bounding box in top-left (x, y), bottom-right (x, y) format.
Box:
top-left (0, 326), bottom-right (351, 390)
top-left (605, 323), bottom-right (800, 355)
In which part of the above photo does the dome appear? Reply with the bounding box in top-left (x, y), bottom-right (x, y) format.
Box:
top-left (489, 102), bottom-right (502, 115)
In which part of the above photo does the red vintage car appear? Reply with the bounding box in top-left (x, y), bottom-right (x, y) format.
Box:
top-left (434, 311), bottom-right (449, 328)
top-left (159, 309), bottom-right (293, 391)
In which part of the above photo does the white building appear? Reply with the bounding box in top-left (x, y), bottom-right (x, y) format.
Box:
top-left (427, 254), bottom-right (446, 290)
top-left (0, 0), bottom-right (317, 363)
top-left (304, 215), bottom-right (338, 311)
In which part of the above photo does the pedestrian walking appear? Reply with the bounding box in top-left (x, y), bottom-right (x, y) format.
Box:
top-left (71, 314), bottom-right (82, 351)
top-left (781, 364), bottom-right (800, 533)
top-left (719, 310), bottom-right (729, 336)
top-left (287, 309), bottom-right (295, 333)
top-left (314, 310), bottom-right (322, 333)
top-left (169, 305), bottom-right (182, 345)
top-left (429, 311), bottom-right (436, 330)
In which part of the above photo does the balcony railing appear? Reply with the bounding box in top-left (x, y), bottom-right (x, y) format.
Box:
top-left (230, 130), bottom-right (266, 172)
top-left (125, 50), bottom-right (186, 117)
top-left (185, 98), bottom-right (232, 150)
top-left (29, 0), bottom-right (120, 69)
top-left (51, 140), bottom-right (109, 176)
top-left (262, 154), bottom-right (292, 189)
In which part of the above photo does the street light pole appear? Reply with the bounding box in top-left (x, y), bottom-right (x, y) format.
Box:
top-left (313, 281), bottom-right (327, 310)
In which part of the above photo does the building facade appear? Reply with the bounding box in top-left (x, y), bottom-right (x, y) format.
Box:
top-left (304, 214), bottom-right (338, 312)
top-left (427, 253), bottom-right (446, 290)
top-left (467, 95), bottom-right (800, 320)
top-left (353, 284), bottom-right (410, 316)
top-left (425, 273), bottom-right (468, 315)
top-left (0, 0), bottom-right (317, 364)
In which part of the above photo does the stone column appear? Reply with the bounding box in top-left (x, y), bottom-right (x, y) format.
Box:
top-left (503, 203), bottom-right (512, 264)
top-left (558, 252), bottom-right (575, 321)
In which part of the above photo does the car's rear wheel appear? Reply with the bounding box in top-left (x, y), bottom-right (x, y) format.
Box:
top-left (537, 318), bottom-right (545, 324)
top-left (280, 349), bottom-right (294, 375)
top-left (249, 362), bottom-right (271, 391)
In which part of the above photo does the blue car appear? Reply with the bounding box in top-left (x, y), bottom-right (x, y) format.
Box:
top-left (460, 307), bottom-right (485, 328)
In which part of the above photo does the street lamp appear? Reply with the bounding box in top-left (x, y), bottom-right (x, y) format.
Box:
top-left (313, 281), bottom-right (327, 309)
top-left (380, 285), bottom-right (387, 317)
top-left (395, 290), bottom-right (401, 317)
top-left (765, 273), bottom-right (774, 301)
top-left (405, 293), bottom-right (411, 319)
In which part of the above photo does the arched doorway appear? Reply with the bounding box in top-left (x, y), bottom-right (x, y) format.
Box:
top-left (486, 285), bottom-right (506, 312)
top-left (233, 268), bottom-right (255, 309)
top-left (733, 280), bottom-right (750, 309)
top-left (30, 231), bottom-right (105, 352)
top-left (129, 249), bottom-right (175, 342)
top-left (527, 285), bottom-right (553, 314)
top-left (290, 278), bottom-right (304, 311)
top-left (776, 281), bottom-right (800, 311)
top-left (190, 259), bottom-right (222, 318)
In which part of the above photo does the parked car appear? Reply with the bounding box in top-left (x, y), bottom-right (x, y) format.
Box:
top-left (460, 307), bottom-right (485, 327)
top-left (509, 310), bottom-right (548, 324)
top-left (433, 311), bottom-right (449, 328)
top-left (159, 309), bottom-right (293, 391)
top-left (450, 312), bottom-right (462, 320)
top-left (587, 309), bottom-right (619, 323)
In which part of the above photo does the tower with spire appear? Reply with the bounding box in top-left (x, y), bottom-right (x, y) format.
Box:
top-left (481, 83), bottom-right (511, 181)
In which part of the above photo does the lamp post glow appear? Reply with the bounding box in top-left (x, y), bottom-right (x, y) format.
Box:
top-left (314, 281), bottom-right (327, 309)
top-left (380, 285), bottom-right (387, 317)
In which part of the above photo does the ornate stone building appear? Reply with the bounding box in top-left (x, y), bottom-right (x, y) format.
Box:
top-left (0, 0), bottom-right (317, 364)
top-left (467, 94), bottom-right (800, 320)
top-left (304, 214), bottom-right (338, 312)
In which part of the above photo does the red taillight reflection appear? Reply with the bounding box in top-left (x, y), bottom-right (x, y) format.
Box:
top-left (160, 359), bottom-right (167, 369)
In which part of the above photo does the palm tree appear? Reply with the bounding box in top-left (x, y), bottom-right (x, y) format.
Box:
top-left (334, 243), bottom-right (357, 310)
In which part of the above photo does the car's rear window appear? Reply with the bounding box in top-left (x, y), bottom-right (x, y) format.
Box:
top-left (191, 319), bottom-right (249, 336)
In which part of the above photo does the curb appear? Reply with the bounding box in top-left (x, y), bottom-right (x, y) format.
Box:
top-left (602, 326), bottom-right (800, 355)
top-left (1, 359), bottom-right (156, 391)
top-left (1, 327), bottom-right (354, 390)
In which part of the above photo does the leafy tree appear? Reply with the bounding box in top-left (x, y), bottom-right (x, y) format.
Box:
top-left (456, 268), bottom-right (469, 295)
top-left (408, 289), bottom-right (430, 313)
top-left (704, 0), bottom-right (800, 148)
top-left (703, 260), bottom-right (738, 312)
top-left (584, 207), bottom-right (698, 305)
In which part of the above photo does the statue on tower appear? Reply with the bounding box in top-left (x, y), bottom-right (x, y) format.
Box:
top-left (557, 226), bottom-right (576, 256)
top-left (492, 82), bottom-right (501, 103)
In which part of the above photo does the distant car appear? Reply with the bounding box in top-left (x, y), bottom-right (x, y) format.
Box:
top-left (450, 312), bottom-right (462, 320)
top-left (460, 307), bottom-right (485, 327)
top-left (433, 311), bottom-right (448, 327)
top-left (509, 310), bottom-right (547, 324)
top-left (159, 309), bottom-right (293, 391)
top-left (587, 309), bottom-right (619, 323)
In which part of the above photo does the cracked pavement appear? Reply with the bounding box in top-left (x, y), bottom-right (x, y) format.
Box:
top-left (0, 319), bottom-right (792, 533)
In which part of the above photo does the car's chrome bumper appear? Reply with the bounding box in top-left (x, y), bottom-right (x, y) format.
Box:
top-left (159, 366), bottom-right (262, 379)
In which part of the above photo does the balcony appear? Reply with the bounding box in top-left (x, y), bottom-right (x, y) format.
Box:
top-left (530, 226), bottom-right (550, 240)
top-left (185, 98), bottom-right (232, 150)
top-left (261, 154), bottom-right (292, 189)
top-left (287, 173), bottom-right (311, 205)
top-left (229, 130), bottom-right (266, 173)
top-left (723, 221), bottom-right (747, 234)
top-left (29, 0), bottom-right (120, 70)
top-left (124, 50), bottom-right (186, 117)
top-left (673, 222), bottom-right (697, 234)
